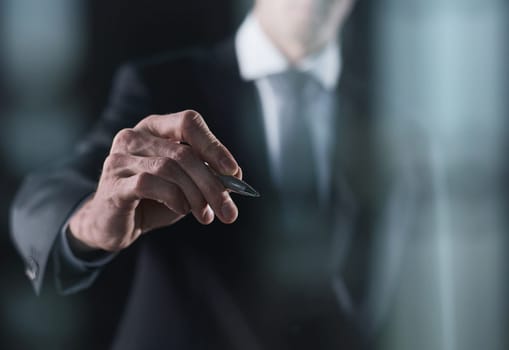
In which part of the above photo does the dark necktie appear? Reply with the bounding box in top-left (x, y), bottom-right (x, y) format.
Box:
top-left (266, 69), bottom-right (327, 236)
top-left (262, 70), bottom-right (350, 348)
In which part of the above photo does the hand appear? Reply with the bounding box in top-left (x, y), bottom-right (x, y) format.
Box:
top-left (68, 110), bottom-right (241, 252)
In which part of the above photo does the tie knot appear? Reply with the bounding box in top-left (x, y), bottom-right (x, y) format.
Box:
top-left (267, 69), bottom-right (323, 99)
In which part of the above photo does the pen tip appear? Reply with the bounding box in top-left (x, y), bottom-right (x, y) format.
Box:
top-left (244, 185), bottom-right (261, 198)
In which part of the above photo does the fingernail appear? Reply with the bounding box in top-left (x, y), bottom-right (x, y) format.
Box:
top-left (202, 205), bottom-right (214, 224)
top-left (221, 198), bottom-right (238, 223)
top-left (220, 157), bottom-right (237, 174)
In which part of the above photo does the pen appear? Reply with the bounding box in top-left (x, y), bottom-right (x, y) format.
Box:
top-left (178, 142), bottom-right (259, 197)
top-left (217, 175), bottom-right (260, 198)
top-left (199, 158), bottom-right (260, 197)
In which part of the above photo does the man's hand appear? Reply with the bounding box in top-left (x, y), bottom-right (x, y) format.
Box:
top-left (68, 110), bottom-right (241, 252)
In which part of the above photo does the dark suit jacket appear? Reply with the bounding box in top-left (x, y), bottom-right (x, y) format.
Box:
top-left (10, 38), bottom-right (410, 349)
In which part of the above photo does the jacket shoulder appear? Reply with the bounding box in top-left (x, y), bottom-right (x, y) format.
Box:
top-left (119, 42), bottom-right (233, 113)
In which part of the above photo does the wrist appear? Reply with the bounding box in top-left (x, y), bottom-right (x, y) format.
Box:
top-left (67, 199), bottom-right (106, 256)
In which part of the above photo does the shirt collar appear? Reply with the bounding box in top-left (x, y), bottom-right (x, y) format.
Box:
top-left (235, 13), bottom-right (341, 90)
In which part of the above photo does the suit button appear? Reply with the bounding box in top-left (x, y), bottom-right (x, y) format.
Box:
top-left (25, 257), bottom-right (39, 281)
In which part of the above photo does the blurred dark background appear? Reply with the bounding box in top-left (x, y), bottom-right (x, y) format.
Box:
top-left (1, 1), bottom-right (509, 349)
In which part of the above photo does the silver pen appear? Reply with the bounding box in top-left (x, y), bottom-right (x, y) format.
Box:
top-left (217, 175), bottom-right (260, 198)
top-left (201, 159), bottom-right (260, 198)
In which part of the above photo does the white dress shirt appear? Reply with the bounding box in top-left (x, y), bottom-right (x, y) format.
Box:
top-left (235, 13), bottom-right (341, 201)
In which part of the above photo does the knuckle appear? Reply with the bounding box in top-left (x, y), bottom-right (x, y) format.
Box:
top-left (136, 114), bottom-right (160, 128)
top-left (114, 128), bottom-right (136, 143)
top-left (103, 153), bottom-right (125, 172)
top-left (182, 109), bottom-right (201, 119)
top-left (182, 110), bottom-right (206, 133)
top-left (145, 114), bottom-right (160, 122)
top-left (112, 128), bottom-right (138, 151)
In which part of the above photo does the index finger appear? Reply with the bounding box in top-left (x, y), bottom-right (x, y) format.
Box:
top-left (135, 110), bottom-right (239, 175)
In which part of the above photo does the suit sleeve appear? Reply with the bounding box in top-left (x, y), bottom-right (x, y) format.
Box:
top-left (52, 199), bottom-right (117, 295)
top-left (9, 64), bottom-right (152, 295)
